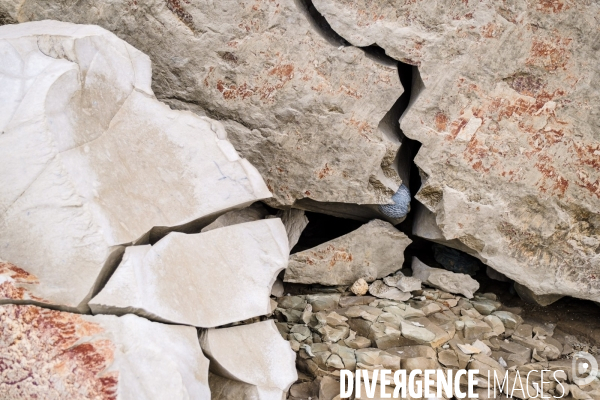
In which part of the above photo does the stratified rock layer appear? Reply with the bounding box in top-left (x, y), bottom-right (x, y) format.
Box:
top-left (90, 219), bottom-right (289, 327)
top-left (312, 0), bottom-right (600, 301)
top-left (0, 0), bottom-right (404, 208)
top-left (0, 304), bottom-right (210, 399)
top-left (0, 21), bottom-right (270, 311)
top-left (284, 219), bottom-right (411, 286)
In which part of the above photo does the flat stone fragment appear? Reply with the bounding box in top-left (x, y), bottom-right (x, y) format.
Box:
top-left (274, 209), bottom-right (309, 251)
top-left (0, 0), bottom-right (404, 210)
top-left (0, 304), bottom-right (210, 399)
top-left (400, 321), bottom-right (436, 344)
top-left (285, 220), bottom-right (411, 285)
top-left (200, 320), bottom-right (298, 400)
top-left (0, 21), bottom-right (271, 311)
top-left (412, 257), bottom-right (479, 298)
top-left (90, 219), bottom-right (289, 327)
top-left (310, 0), bottom-right (600, 302)
top-left (368, 280), bottom-right (411, 302)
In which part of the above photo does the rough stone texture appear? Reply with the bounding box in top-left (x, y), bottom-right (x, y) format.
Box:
top-left (0, 304), bottom-right (210, 399)
top-left (350, 278), bottom-right (369, 296)
top-left (284, 219), bottom-right (411, 285)
top-left (200, 320), bottom-right (297, 400)
top-left (412, 257), bottom-right (479, 299)
top-left (368, 280), bottom-right (411, 302)
top-left (0, 21), bottom-right (271, 311)
top-left (311, 0), bottom-right (600, 301)
top-left (90, 219), bottom-right (289, 327)
top-left (0, 0), bottom-right (405, 210)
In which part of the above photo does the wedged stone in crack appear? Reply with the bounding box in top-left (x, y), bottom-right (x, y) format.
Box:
top-left (90, 219), bottom-right (288, 327)
top-left (0, 304), bottom-right (210, 399)
top-left (2, 0), bottom-right (404, 210)
top-left (412, 257), bottom-right (479, 299)
top-left (201, 202), bottom-right (269, 233)
top-left (285, 219), bottom-right (411, 285)
top-left (311, 0), bottom-right (600, 302)
top-left (274, 209), bottom-right (309, 251)
top-left (0, 21), bottom-right (270, 311)
top-left (200, 320), bottom-right (297, 400)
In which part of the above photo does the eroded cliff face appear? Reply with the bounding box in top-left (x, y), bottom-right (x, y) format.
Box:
top-left (0, 0), bottom-right (405, 208)
top-left (310, 0), bottom-right (600, 301)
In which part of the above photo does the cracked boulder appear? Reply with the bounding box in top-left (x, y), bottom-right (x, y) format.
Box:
top-left (284, 219), bottom-right (411, 286)
top-left (311, 0), bottom-right (600, 301)
top-left (0, 0), bottom-right (404, 210)
top-left (200, 320), bottom-right (298, 400)
top-left (90, 219), bottom-right (289, 327)
top-left (0, 21), bottom-right (270, 311)
top-left (0, 304), bottom-right (210, 399)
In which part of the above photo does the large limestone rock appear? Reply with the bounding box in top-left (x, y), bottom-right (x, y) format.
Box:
top-left (90, 219), bottom-right (289, 327)
top-left (200, 320), bottom-right (298, 400)
top-left (311, 0), bottom-right (600, 301)
top-left (0, 21), bottom-right (270, 311)
top-left (0, 0), bottom-right (404, 209)
top-left (0, 304), bottom-right (210, 399)
top-left (284, 219), bottom-right (411, 286)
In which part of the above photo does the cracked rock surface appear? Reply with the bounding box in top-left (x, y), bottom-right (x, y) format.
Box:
top-left (0, 304), bottom-right (211, 399)
top-left (90, 219), bottom-right (289, 327)
top-left (311, 0), bottom-right (600, 302)
top-left (0, 0), bottom-right (404, 208)
top-left (0, 21), bottom-right (270, 311)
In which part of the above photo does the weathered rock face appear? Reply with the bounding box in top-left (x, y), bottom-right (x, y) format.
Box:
top-left (284, 219), bottom-right (412, 286)
top-left (311, 0), bottom-right (600, 301)
top-left (201, 320), bottom-right (298, 400)
top-left (412, 257), bottom-right (480, 299)
top-left (0, 0), bottom-right (405, 209)
top-left (0, 21), bottom-right (270, 311)
top-left (90, 219), bottom-right (289, 327)
top-left (0, 304), bottom-right (210, 399)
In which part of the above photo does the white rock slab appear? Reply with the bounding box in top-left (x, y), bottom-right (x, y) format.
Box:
top-left (200, 320), bottom-right (297, 400)
top-left (0, 304), bottom-right (210, 399)
top-left (90, 219), bottom-right (289, 327)
top-left (0, 21), bottom-right (271, 311)
top-left (412, 257), bottom-right (479, 299)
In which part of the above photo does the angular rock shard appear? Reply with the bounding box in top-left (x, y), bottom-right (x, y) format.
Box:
top-left (90, 219), bottom-right (289, 327)
top-left (284, 219), bottom-right (411, 286)
top-left (200, 320), bottom-right (297, 400)
top-left (0, 304), bottom-right (210, 399)
top-left (412, 257), bottom-right (479, 299)
top-left (0, 21), bottom-right (270, 311)
top-left (311, 0), bottom-right (600, 302)
top-left (1, 0), bottom-right (405, 209)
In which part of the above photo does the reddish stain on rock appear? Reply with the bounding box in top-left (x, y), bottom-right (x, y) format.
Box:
top-left (0, 305), bottom-right (118, 399)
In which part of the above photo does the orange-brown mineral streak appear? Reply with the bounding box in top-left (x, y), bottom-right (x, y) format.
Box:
top-left (0, 305), bottom-right (118, 399)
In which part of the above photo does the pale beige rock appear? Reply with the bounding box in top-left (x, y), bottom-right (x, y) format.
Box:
top-left (90, 219), bottom-right (289, 327)
top-left (351, 278), bottom-right (369, 296)
top-left (285, 219), bottom-right (411, 285)
top-left (0, 21), bottom-right (270, 311)
top-left (201, 202), bottom-right (269, 233)
top-left (0, 304), bottom-right (210, 399)
top-left (200, 320), bottom-right (297, 400)
top-left (310, 0), bottom-right (600, 302)
top-left (514, 283), bottom-right (564, 307)
top-left (368, 280), bottom-right (411, 302)
top-left (1, 0), bottom-right (404, 211)
top-left (275, 209), bottom-right (309, 251)
top-left (412, 257), bottom-right (479, 298)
